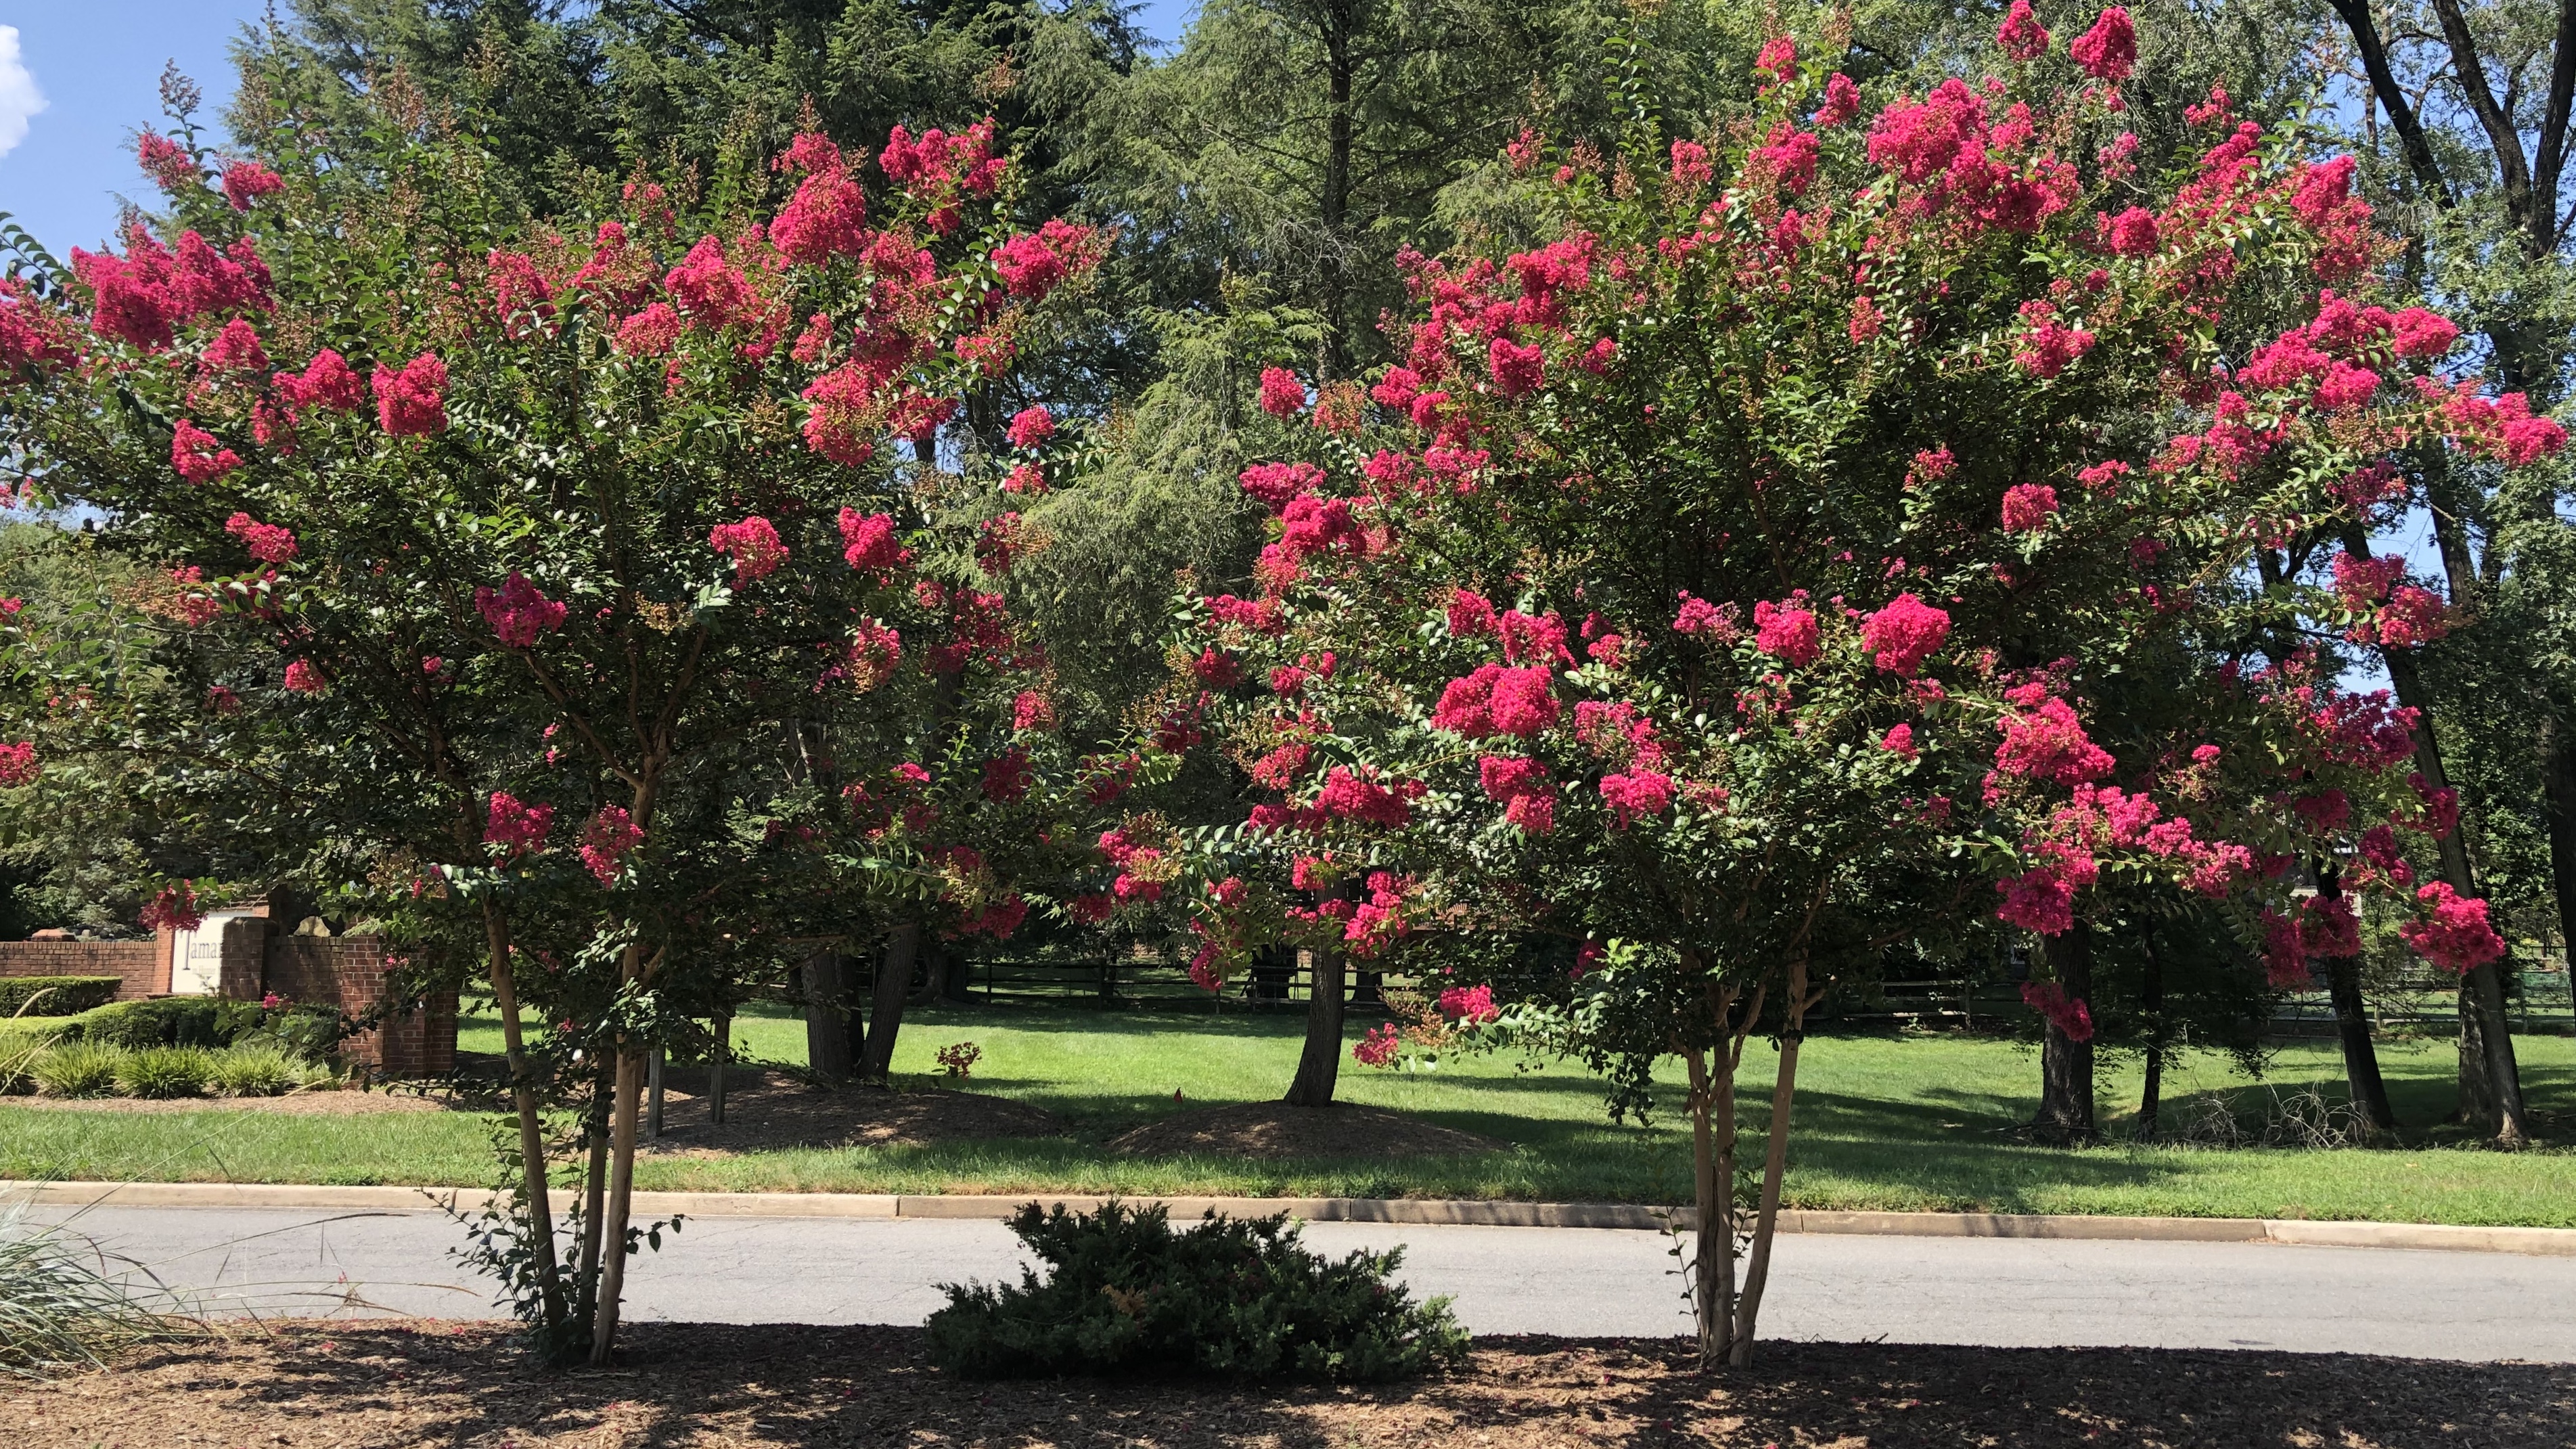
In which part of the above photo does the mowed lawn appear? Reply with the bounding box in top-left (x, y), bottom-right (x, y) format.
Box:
top-left (4, 1000), bottom-right (2573, 1225)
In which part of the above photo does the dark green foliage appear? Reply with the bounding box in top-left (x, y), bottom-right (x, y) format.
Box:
top-left (924, 1201), bottom-right (1468, 1383)
top-left (0, 978), bottom-right (122, 1018)
top-left (63, 998), bottom-right (243, 1050)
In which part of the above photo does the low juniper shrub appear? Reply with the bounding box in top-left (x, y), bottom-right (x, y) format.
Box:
top-left (924, 1201), bottom-right (1468, 1383)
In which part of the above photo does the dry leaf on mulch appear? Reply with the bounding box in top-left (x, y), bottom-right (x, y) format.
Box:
top-left (7, 1320), bottom-right (2564, 1448)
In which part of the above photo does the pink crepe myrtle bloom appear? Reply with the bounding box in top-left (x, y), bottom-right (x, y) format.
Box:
top-left (220, 160), bottom-right (285, 210)
top-left (1353, 1023), bottom-right (1402, 1067)
top-left (1258, 367), bottom-right (1308, 418)
top-left (1751, 598), bottom-right (1820, 667)
top-left (1007, 405), bottom-right (1055, 450)
top-left (1995, 0), bottom-right (2050, 60)
top-left (171, 420), bottom-right (242, 483)
top-left (139, 881), bottom-right (203, 933)
top-left (580, 806), bottom-right (643, 887)
top-left (1858, 593), bottom-right (1949, 676)
top-left (710, 516), bottom-right (788, 583)
top-left (0, 740), bottom-right (36, 787)
top-left (484, 792), bottom-right (556, 857)
top-left (1599, 769), bottom-right (1673, 828)
top-left (2399, 883), bottom-right (2505, 974)
top-left (838, 509), bottom-right (911, 579)
top-left (371, 353), bottom-right (448, 436)
top-left (2000, 483), bottom-right (2060, 533)
top-left (1437, 983), bottom-right (1499, 1024)
top-left (282, 659), bottom-right (326, 693)
top-left (476, 572), bottom-right (568, 648)
top-left (225, 512), bottom-right (297, 564)
top-left (2070, 7), bottom-right (2136, 81)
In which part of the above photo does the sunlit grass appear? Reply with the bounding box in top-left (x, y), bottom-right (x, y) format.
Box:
top-left (3, 998), bottom-right (2570, 1225)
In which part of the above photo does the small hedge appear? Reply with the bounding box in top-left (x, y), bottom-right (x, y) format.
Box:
top-left (0, 977), bottom-right (122, 1018)
top-left (924, 1201), bottom-right (1469, 1383)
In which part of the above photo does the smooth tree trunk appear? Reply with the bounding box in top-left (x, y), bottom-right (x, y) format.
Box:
top-left (803, 950), bottom-right (852, 1084)
top-left (2137, 927), bottom-right (2166, 1138)
top-left (575, 1065), bottom-right (610, 1330)
top-left (861, 922), bottom-right (924, 1083)
top-left (1682, 1038), bottom-right (1736, 1368)
top-left (480, 902), bottom-right (565, 1336)
top-left (1729, 961), bottom-right (1811, 1366)
top-left (2030, 927), bottom-right (2096, 1143)
top-left (708, 1012), bottom-right (730, 1127)
top-left (588, 1041), bottom-right (644, 1365)
top-left (2316, 866), bottom-right (2397, 1138)
top-left (646, 1047), bottom-right (664, 1140)
top-left (1284, 945), bottom-right (1346, 1108)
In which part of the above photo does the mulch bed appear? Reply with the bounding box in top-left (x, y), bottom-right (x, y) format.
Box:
top-left (2, 1088), bottom-right (437, 1117)
top-left (1106, 1100), bottom-right (1506, 1161)
top-left (9, 1320), bottom-right (2564, 1447)
top-left (642, 1069), bottom-right (1064, 1155)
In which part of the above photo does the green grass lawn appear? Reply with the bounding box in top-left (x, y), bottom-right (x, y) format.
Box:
top-left (4, 999), bottom-right (2572, 1225)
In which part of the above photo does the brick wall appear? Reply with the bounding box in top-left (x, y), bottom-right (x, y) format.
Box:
top-left (0, 930), bottom-right (454, 1077)
top-left (263, 935), bottom-right (457, 1078)
top-left (0, 941), bottom-right (164, 999)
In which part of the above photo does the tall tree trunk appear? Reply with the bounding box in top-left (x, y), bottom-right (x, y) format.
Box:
top-left (861, 922), bottom-right (923, 1082)
top-left (2340, 527), bottom-right (2529, 1145)
top-left (2137, 925), bottom-right (2166, 1139)
top-left (2544, 722), bottom-right (2576, 981)
top-left (1682, 1037), bottom-right (1736, 1369)
top-left (574, 1065), bottom-right (610, 1332)
top-left (1316, 2), bottom-right (1355, 379)
top-left (2030, 926), bottom-right (2096, 1143)
top-left (1284, 944), bottom-right (1346, 1107)
top-left (587, 1041), bottom-right (643, 1365)
top-left (708, 1012), bottom-right (729, 1126)
top-left (2317, 865), bottom-right (2397, 1138)
top-left (1729, 960), bottom-right (1811, 1366)
top-left (479, 901), bottom-right (564, 1337)
top-left (803, 949), bottom-right (851, 1084)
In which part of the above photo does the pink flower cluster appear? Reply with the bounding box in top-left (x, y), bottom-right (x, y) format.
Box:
top-left (1437, 983), bottom-right (1499, 1024)
top-left (476, 572), bottom-right (568, 648)
top-left (1432, 664), bottom-right (1559, 738)
top-left (0, 740), bottom-right (36, 787)
top-left (1752, 598), bottom-right (1820, 667)
top-left (838, 510), bottom-right (911, 580)
top-left (580, 805), bottom-right (643, 887)
top-left (2020, 981), bottom-right (2094, 1042)
top-left (2070, 7), bottom-right (2136, 80)
top-left (767, 133), bottom-right (869, 264)
top-left (484, 791), bottom-right (555, 857)
top-left (139, 881), bottom-right (203, 933)
top-left (71, 225), bottom-right (270, 351)
top-left (1479, 755), bottom-right (1556, 834)
top-left (225, 512), bottom-right (297, 563)
top-left (1353, 1023), bottom-right (1403, 1067)
top-left (1599, 769), bottom-right (1673, 829)
top-left (710, 516), bottom-right (788, 583)
top-left (1007, 406), bottom-right (1054, 450)
top-left (2399, 883), bottom-right (2504, 974)
top-left (171, 420), bottom-right (242, 483)
top-left (1999, 483), bottom-right (2059, 533)
top-left (991, 218), bottom-right (1095, 302)
top-left (1993, 696), bottom-right (2115, 784)
top-left (371, 353), bottom-right (448, 436)
top-left (1858, 593), bottom-right (1949, 675)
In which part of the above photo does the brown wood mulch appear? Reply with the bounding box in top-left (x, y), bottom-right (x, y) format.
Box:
top-left (7, 1320), bottom-right (2564, 1448)
top-left (641, 1071), bottom-right (1064, 1156)
top-left (1106, 1101), bottom-right (1506, 1161)
top-left (3, 1088), bottom-right (436, 1117)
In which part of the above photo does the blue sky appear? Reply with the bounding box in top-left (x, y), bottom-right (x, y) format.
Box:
top-left (0, 1), bottom-right (1196, 259)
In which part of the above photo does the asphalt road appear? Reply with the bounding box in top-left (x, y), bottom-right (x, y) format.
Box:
top-left (30, 1205), bottom-right (2576, 1362)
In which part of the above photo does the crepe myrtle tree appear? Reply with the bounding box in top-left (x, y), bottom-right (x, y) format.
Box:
top-left (1129, 12), bottom-right (2554, 1367)
top-left (0, 81), bottom-right (1102, 1361)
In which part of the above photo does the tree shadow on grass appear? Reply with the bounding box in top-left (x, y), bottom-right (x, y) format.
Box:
top-left (70, 1322), bottom-right (2576, 1448)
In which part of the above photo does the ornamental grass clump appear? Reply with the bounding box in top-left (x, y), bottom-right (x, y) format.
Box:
top-left (924, 1201), bottom-right (1468, 1383)
top-left (114, 1046), bottom-right (217, 1099)
top-left (31, 1044), bottom-right (124, 1098)
top-left (207, 1044), bottom-right (303, 1097)
top-left (0, 1206), bottom-right (194, 1379)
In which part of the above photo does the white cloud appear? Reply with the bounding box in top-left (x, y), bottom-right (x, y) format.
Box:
top-left (0, 27), bottom-right (46, 161)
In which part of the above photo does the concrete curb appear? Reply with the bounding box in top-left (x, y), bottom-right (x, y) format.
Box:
top-left (12, 1180), bottom-right (2575, 1256)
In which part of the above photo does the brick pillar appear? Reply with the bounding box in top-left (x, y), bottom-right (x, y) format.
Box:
top-left (217, 916), bottom-right (270, 1000)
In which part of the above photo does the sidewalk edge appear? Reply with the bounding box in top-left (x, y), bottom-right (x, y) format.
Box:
top-left (10, 1180), bottom-right (2571, 1255)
